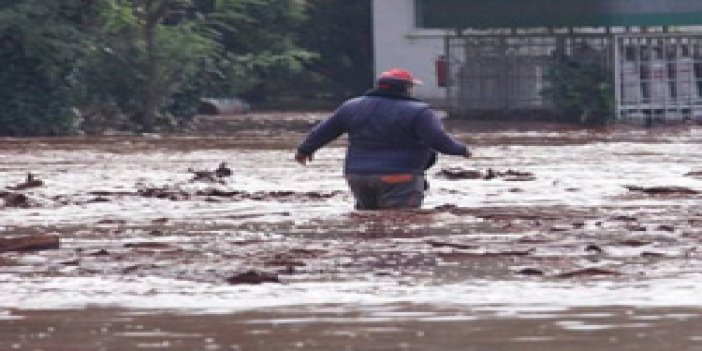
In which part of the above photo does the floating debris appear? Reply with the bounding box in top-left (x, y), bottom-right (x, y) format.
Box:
top-left (6, 173), bottom-right (44, 191)
top-left (437, 167), bottom-right (536, 181)
top-left (426, 240), bottom-right (478, 250)
top-left (657, 224), bottom-right (675, 232)
top-left (684, 170), bottom-right (702, 178)
top-left (89, 249), bottom-right (110, 256)
top-left (624, 185), bottom-right (699, 195)
top-left (226, 270), bottom-right (280, 285)
top-left (585, 244), bottom-right (604, 254)
top-left (134, 185), bottom-right (340, 202)
top-left (0, 234), bottom-right (60, 253)
top-left (616, 239), bottom-right (652, 247)
top-left (436, 168), bottom-right (483, 180)
top-left (438, 248), bottom-right (534, 261)
top-left (215, 162), bottom-right (232, 178)
top-left (124, 242), bottom-right (174, 250)
top-left (491, 169), bottom-right (537, 182)
top-left (2, 193), bottom-right (31, 208)
top-left (188, 162), bottom-right (232, 183)
top-left (516, 267), bottom-right (545, 276)
top-left (555, 267), bottom-right (622, 278)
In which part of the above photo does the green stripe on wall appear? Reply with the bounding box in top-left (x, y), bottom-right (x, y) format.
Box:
top-left (417, 0), bottom-right (702, 28)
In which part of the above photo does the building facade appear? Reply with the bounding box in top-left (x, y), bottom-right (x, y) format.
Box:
top-left (373, 0), bottom-right (702, 122)
top-left (372, 0), bottom-right (449, 105)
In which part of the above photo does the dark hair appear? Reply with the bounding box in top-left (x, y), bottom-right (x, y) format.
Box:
top-left (377, 77), bottom-right (411, 93)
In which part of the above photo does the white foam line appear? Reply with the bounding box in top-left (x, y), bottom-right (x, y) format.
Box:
top-left (1, 274), bottom-right (701, 314)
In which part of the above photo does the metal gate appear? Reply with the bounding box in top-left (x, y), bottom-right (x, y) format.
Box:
top-left (445, 34), bottom-right (612, 118)
top-left (445, 32), bottom-right (702, 121)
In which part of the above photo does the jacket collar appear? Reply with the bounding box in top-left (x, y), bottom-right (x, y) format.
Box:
top-left (364, 89), bottom-right (421, 102)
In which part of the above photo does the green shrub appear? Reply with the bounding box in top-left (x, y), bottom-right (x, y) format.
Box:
top-left (542, 49), bottom-right (614, 125)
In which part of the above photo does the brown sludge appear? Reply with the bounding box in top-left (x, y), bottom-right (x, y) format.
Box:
top-left (2, 116), bottom-right (702, 351)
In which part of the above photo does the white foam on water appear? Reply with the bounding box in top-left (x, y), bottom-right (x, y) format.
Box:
top-left (1, 273), bottom-right (701, 315)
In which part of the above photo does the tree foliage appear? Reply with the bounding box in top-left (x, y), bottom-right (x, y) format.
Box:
top-left (299, 0), bottom-right (373, 100)
top-left (207, 0), bottom-right (315, 103)
top-left (541, 48), bottom-right (614, 125)
top-left (79, 0), bottom-right (228, 132)
top-left (0, 0), bottom-right (98, 135)
top-left (0, 0), bottom-right (371, 135)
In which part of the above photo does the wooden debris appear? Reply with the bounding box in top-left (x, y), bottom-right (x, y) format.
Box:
top-left (124, 242), bottom-right (174, 249)
top-left (555, 267), bottom-right (621, 279)
top-left (86, 197), bottom-right (110, 203)
top-left (264, 259), bottom-right (306, 267)
top-left (684, 171), bottom-right (702, 178)
top-left (426, 240), bottom-right (479, 250)
top-left (516, 235), bottom-right (554, 244)
top-left (138, 186), bottom-right (191, 200)
top-left (617, 239), bottom-right (652, 247)
top-left (549, 225), bottom-right (572, 232)
top-left (436, 167), bottom-right (483, 180)
top-left (2, 193), bottom-right (31, 208)
top-left (6, 173), bottom-right (44, 191)
top-left (624, 185), bottom-right (699, 195)
top-left (96, 219), bottom-right (127, 225)
top-left (0, 234), bottom-right (60, 253)
top-left (226, 270), bottom-right (280, 285)
top-left (88, 191), bottom-right (135, 196)
top-left (89, 249), bottom-right (110, 256)
top-left (438, 248), bottom-right (534, 261)
top-left (625, 224), bottom-right (648, 232)
top-left (189, 162), bottom-right (231, 183)
top-left (0, 257), bottom-right (19, 266)
top-left (610, 215), bottom-right (638, 222)
top-left (500, 169), bottom-right (537, 182)
top-left (215, 162), bottom-right (232, 178)
top-left (516, 267), bottom-right (545, 276)
top-left (585, 244), bottom-right (604, 254)
top-left (436, 167), bottom-right (536, 181)
top-left (434, 204), bottom-right (458, 210)
top-left (60, 259), bottom-right (80, 266)
top-left (641, 251), bottom-right (666, 258)
top-left (656, 224), bottom-right (675, 232)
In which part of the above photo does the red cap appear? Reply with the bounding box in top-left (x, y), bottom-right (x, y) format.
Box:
top-left (378, 68), bottom-right (422, 85)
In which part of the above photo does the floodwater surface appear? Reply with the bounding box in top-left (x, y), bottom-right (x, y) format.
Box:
top-left (1, 115), bottom-right (702, 350)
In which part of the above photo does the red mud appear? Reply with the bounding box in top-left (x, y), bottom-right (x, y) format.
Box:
top-left (1, 114), bottom-right (702, 350)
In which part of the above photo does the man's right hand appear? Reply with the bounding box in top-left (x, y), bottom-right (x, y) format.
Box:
top-left (464, 148), bottom-right (472, 159)
top-left (295, 152), bottom-right (313, 165)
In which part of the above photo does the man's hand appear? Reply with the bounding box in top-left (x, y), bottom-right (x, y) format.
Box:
top-left (295, 152), bottom-right (313, 165)
top-left (464, 148), bottom-right (472, 159)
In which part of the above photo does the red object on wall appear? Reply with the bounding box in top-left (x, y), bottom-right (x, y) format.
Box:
top-left (435, 56), bottom-right (448, 87)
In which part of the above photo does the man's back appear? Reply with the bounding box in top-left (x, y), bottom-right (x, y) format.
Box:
top-left (335, 94), bottom-right (436, 175)
top-left (295, 68), bottom-right (471, 210)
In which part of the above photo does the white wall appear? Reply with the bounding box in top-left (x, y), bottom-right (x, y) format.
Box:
top-left (372, 0), bottom-right (448, 102)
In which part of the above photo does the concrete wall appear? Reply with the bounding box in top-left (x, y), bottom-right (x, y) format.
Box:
top-left (372, 0), bottom-right (448, 104)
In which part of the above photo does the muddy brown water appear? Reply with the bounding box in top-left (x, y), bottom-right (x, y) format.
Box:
top-left (2, 306), bottom-right (702, 351)
top-left (2, 114), bottom-right (702, 350)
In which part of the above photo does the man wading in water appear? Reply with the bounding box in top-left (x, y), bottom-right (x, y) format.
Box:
top-left (295, 68), bottom-right (471, 210)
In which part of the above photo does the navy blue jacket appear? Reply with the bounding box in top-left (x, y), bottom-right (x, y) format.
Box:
top-left (297, 90), bottom-right (469, 175)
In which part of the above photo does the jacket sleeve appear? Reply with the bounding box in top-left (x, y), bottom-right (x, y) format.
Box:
top-left (414, 109), bottom-right (468, 156)
top-left (297, 106), bottom-right (347, 155)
